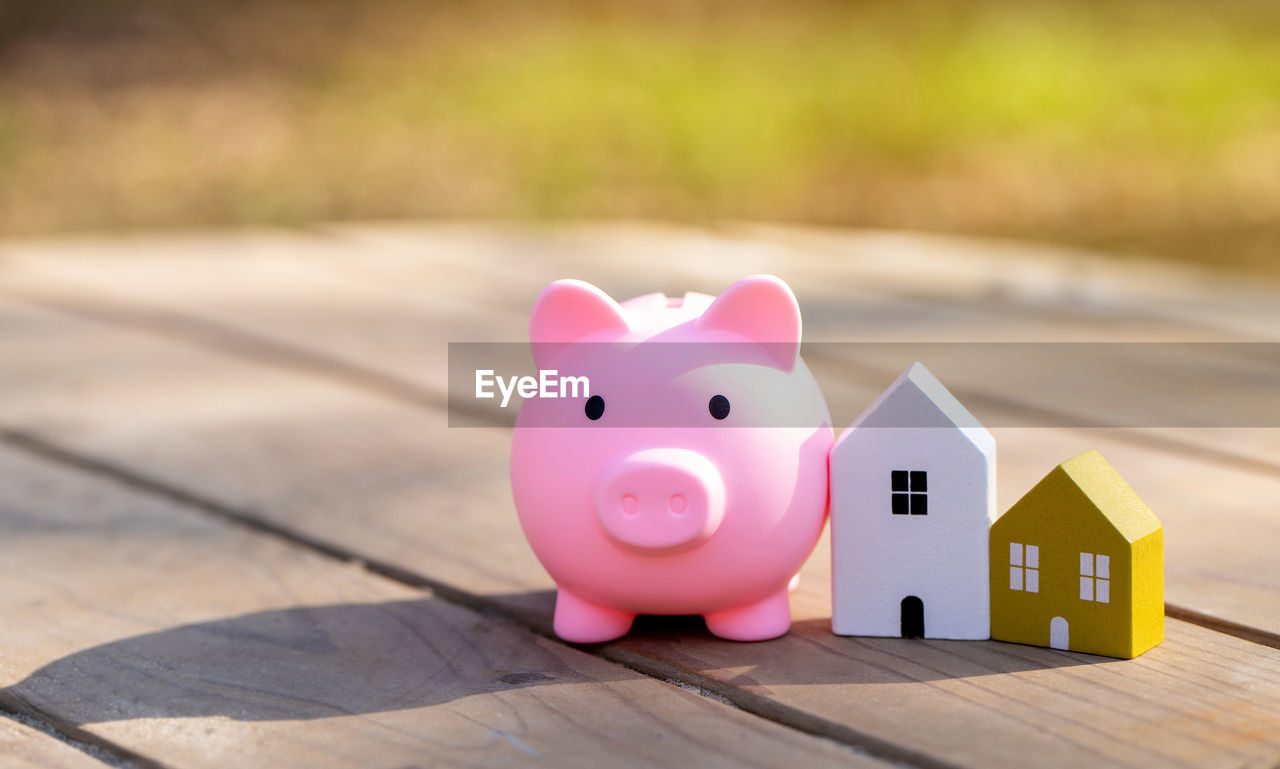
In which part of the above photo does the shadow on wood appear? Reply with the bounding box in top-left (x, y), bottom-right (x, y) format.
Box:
top-left (4, 593), bottom-right (1114, 727)
top-left (611, 615), bottom-right (1112, 687)
top-left (492, 590), bottom-right (1114, 684)
top-left (2, 598), bottom-right (621, 724)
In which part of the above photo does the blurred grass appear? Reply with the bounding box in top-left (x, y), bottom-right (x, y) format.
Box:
top-left (1, 0), bottom-right (1279, 272)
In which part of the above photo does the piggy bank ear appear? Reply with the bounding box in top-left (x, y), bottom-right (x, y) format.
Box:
top-left (529, 279), bottom-right (630, 367)
top-left (696, 275), bottom-right (801, 371)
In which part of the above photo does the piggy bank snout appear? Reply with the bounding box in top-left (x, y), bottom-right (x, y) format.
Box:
top-left (594, 449), bottom-right (726, 553)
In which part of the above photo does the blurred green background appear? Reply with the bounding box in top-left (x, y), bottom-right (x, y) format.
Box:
top-left (2, 0), bottom-right (1278, 272)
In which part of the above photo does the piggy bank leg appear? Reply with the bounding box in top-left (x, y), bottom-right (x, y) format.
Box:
top-left (703, 588), bottom-right (791, 641)
top-left (554, 589), bottom-right (635, 643)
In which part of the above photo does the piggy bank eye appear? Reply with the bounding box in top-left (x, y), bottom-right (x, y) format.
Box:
top-left (585, 395), bottom-right (605, 421)
top-left (708, 394), bottom-right (730, 420)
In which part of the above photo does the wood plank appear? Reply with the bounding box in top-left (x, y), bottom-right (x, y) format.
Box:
top-left (0, 228), bottom-right (522, 401)
top-left (5, 221), bottom-right (1268, 345)
top-left (4, 224), bottom-right (1273, 426)
top-left (616, 611), bottom-right (1280, 769)
top-left (0, 222), bottom-right (1243, 398)
top-left (1, 278), bottom-right (1280, 766)
top-left (0, 296), bottom-right (534, 596)
top-left (313, 224), bottom-right (1280, 468)
top-left (313, 221), bottom-right (1265, 343)
top-left (0, 445), bottom-right (878, 769)
top-left (3, 234), bottom-right (1280, 634)
top-left (10, 243), bottom-right (1277, 478)
top-left (0, 717), bottom-right (112, 769)
top-left (7, 223), bottom-right (1280, 481)
top-left (316, 224), bottom-right (1280, 471)
top-left (732, 223), bottom-right (1280, 342)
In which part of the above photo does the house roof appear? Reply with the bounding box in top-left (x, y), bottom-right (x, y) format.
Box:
top-left (1048, 450), bottom-right (1163, 542)
top-left (840, 362), bottom-right (993, 452)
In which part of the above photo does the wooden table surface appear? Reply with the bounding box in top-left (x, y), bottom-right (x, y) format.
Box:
top-left (1, 222), bottom-right (1278, 768)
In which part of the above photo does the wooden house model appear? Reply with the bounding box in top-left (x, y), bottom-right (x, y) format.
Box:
top-left (989, 450), bottom-right (1164, 659)
top-left (829, 362), bottom-right (996, 640)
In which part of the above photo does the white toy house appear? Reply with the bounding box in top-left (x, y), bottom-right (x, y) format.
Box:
top-left (830, 362), bottom-right (996, 639)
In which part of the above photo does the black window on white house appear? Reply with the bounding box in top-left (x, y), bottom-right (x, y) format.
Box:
top-left (891, 470), bottom-right (928, 515)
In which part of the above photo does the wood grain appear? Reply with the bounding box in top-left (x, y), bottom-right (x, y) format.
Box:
top-left (6, 222), bottom-right (1275, 457)
top-left (316, 223), bottom-right (1280, 472)
top-left (3, 232), bottom-right (1280, 636)
top-left (0, 445), bottom-right (879, 769)
top-left (0, 717), bottom-right (112, 769)
top-left (615, 615), bottom-right (1280, 769)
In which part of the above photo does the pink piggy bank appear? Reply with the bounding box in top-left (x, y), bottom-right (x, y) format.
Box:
top-left (511, 275), bottom-right (832, 642)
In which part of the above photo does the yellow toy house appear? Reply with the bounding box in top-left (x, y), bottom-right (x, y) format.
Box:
top-left (990, 450), bottom-right (1163, 659)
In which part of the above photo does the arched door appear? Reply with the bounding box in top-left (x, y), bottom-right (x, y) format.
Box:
top-left (1050, 616), bottom-right (1069, 650)
top-left (901, 596), bottom-right (925, 638)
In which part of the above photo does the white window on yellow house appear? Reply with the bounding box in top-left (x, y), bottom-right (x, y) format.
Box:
top-left (1009, 543), bottom-right (1039, 593)
top-left (1079, 553), bottom-right (1110, 603)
